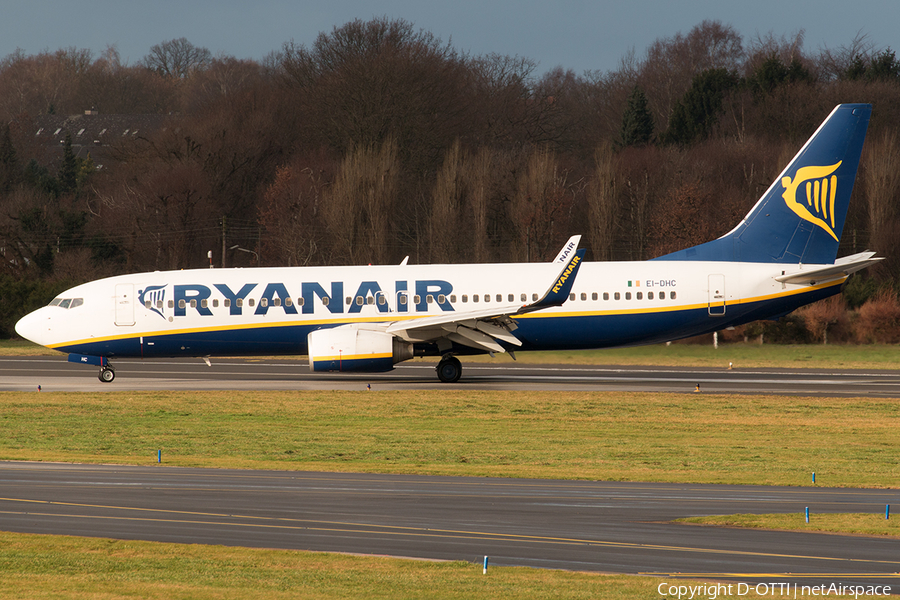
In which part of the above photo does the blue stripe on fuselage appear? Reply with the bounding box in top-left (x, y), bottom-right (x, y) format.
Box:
top-left (53, 282), bottom-right (841, 358)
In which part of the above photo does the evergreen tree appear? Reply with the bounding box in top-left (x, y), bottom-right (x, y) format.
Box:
top-left (619, 86), bottom-right (654, 148)
top-left (0, 124), bottom-right (19, 192)
top-left (58, 132), bottom-right (78, 195)
top-left (662, 68), bottom-right (740, 146)
top-left (867, 48), bottom-right (900, 82)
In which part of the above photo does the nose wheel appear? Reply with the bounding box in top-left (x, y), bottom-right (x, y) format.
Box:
top-left (99, 366), bottom-right (116, 383)
top-left (436, 356), bottom-right (462, 383)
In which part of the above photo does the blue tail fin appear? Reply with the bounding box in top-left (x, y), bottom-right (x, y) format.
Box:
top-left (654, 104), bottom-right (871, 264)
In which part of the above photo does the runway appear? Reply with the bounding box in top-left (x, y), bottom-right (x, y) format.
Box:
top-left (3, 355), bottom-right (900, 395)
top-left (1, 462), bottom-right (898, 590)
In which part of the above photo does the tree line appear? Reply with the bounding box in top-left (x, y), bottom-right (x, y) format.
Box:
top-left (2, 18), bottom-right (900, 338)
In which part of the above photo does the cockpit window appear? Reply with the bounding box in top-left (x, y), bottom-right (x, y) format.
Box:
top-left (50, 297), bottom-right (83, 309)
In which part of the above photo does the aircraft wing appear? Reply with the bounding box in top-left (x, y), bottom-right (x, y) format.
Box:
top-left (386, 236), bottom-right (585, 354)
top-left (774, 251), bottom-right (883, 284)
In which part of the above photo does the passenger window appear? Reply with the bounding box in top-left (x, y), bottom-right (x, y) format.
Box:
top-left (449, 294), bottom-right (456, 303)
top-left (532, 293), bottom-right (538, 301)
top-left (248, 299), bottom-right (255, 307)
top-left (569, 293), bottom-right (575, 301)
top-left (273, 298), bottom-right (281, 307)
top-left (636, 292), bottom-right (642, 300)
top-left (356, 296), bottom-right (364, 306)
top-left (462, 295), bottom-right (468, 303)
top-left (603, 292), bottom-right (609, 301)
top-left (297, 297), bottom-right (304, 306)
top-left (367, 296), bottom-right (374, 305)
top-left (581, 292), bottom-right (587, 301)
top-left (346, 297), bottom-right (352, 305)
top-left (145, 300), bottom-right (152, 309)
top-left (236, 298), bottom-right (243, 307)
top-left (168, 300), bottom-right (175, 309)
top-left (414, 295), bottom-right (421, 304)
top-left (521, 293), bottom-right (527, 302)
top-left (224, 299), bottom-right (231, 308)
top-left (190, 299), bottom-right (197, 308)
top-left (508, 294), bottom-right (514, 302)
top-left (648, 292), bottom-right (653, 300)
top-left (438, 294), bottom-right (446, 304)
top-left (202, 299), bottom-right (209, 308)
top-left (484, 294), bottom-right (490, 303)
top-left (377, 295), bottom-right (386, 305)
top-left (473, 295), bottom-right (479, 303)
top-left (321, 297), bottom-right (329, 306)
top-left (427, 295), bottom-right (434, 304)
top-left (592, 292), bottom-right (598, 301)
top-left (399, 295), bottom-right (408, 305)
top-left (659, 291), bottom-right (665, 300)
top-left (285, 297), bottom-right (292, 307)
top-left (671, 291), bottom-right (677, 300)
top-left (625, 292), bottom-right (631, 300)
top-left (157, 300), bottom-right (163, 309)
top-left (213, 299), bottom-right (219, 308)
top-left (497, 294), bottom-right (502, 302)
top-left (614, 292), bottom-right (620, 300)
top-left (258, 298), bottom-right (266, 308)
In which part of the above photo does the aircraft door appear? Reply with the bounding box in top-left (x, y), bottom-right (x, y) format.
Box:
top-left (708, 274), bottom-right (726, 316)
top-left (115, 283), bottom-right (135, 326)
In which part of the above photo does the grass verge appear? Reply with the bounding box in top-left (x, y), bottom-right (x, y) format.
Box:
top-left (0, 531), bottom-right (662, 600)
top-left (0, 531), bottom-right (817, 600)
top-left (679, 513), bottom-right (900, 537)
top-left (2, 390), bottom-right (899, 487)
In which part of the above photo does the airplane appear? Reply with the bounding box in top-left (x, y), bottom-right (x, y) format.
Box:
top-left (15, 103), bottom-right (882, 384)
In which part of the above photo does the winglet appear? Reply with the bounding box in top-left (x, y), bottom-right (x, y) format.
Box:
top-left (521, 247), bottom-right (586, 313)
top-left (551, 235), bottom-right (582, 264)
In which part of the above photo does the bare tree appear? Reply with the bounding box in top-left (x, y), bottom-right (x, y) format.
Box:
top-left (511, 146), bottom-right (572, 261)
top-left (143, 38), bottom-right (212, 79)
top-left (586, 142), bottom-right (618, 261)
top-left (429, 139), bottom-right (466, 262)
top-left (323, 136), bottom-right (400, 265)
top-left (863, 129), bottom-right (900, 278)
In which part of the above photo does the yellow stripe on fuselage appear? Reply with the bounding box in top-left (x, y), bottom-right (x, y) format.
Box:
top-left (48, 279), bottom-right (844, 349)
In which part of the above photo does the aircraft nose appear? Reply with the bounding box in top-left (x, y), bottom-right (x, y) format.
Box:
top-left (15, 308), bottom-right (49, 347)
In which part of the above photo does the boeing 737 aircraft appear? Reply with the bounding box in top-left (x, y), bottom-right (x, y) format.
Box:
top-left (15, 104), bottom-right (881, 383)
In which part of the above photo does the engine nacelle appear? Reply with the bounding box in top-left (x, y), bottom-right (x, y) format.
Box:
top-left (308, 326), bottom-right (414, 372)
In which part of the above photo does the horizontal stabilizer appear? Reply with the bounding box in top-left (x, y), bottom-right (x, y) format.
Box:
top-left (774, 251), bottom-right (883, 284)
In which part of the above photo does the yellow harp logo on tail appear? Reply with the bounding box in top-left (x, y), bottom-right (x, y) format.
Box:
top-left (780, 161), bottom-right (842, 241)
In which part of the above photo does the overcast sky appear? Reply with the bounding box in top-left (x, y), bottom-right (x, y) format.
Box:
top-left (4, 1), bottom-right (899, 75)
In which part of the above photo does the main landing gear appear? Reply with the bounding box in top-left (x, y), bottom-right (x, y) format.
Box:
top-left (98, 365), bottom-right (115, 383)
top-left (436, 355), bottom-right (462, 383)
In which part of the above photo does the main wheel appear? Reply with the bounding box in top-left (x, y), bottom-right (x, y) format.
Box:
top-left (99, 367), bottom-right (115, 383)
top-left (436, 356), bottom-right (462, 383)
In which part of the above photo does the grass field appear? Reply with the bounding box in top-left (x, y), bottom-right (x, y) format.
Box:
top-left (5, 531), bottom-right (806, 600)
top-left (679, 513), bottom-right (900, 537)
top-left (2, 389), bottom-right (899, 486)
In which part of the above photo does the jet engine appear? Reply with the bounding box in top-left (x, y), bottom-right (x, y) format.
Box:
top-left (308, 325), bottom-right (413, 372)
